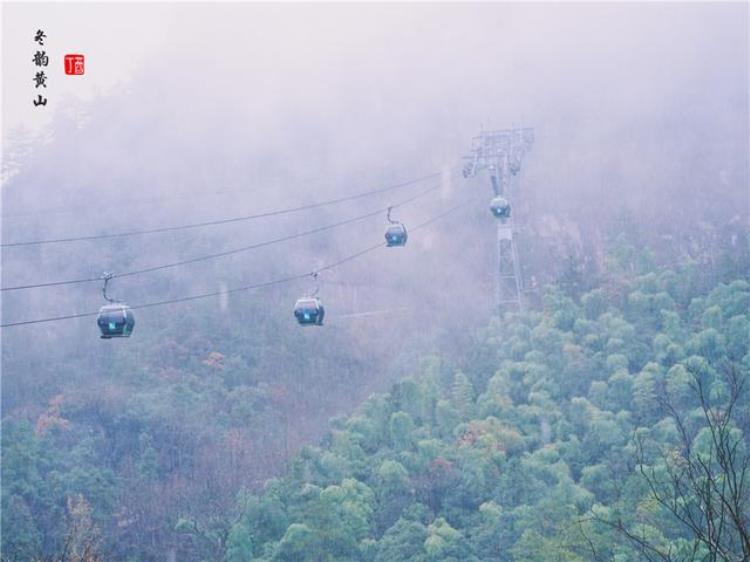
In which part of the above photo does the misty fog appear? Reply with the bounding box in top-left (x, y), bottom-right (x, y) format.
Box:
top-left (2, 3), bottom-right (748, 561)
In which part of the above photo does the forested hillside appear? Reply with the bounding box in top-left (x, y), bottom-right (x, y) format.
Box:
top-left (204, 262), bottom-right (750, 562)
top-left (2, 4), bottom-right (748, 561)
top-left (3, 244), bottom-right (748, 561)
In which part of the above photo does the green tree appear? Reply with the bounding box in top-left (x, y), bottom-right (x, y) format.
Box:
top-left (451, 372), bottom-right (476, 420)
top-left (390, 412), bottom-right (416, 451)
top-left (375, 518), bottom-right (428, 562)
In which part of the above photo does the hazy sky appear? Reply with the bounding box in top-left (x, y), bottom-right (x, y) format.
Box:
top-left (3, 3), bottom-right (173, 135)
top-left (4, 2), bottom-right (746, 140)
top-left (2, 2), bottom-right (747, 230)
top-left (1, 2), bottom-right (746, 378)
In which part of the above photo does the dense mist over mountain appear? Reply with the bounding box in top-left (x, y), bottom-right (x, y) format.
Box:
top-left (2, 3), bottom-right (748, 561)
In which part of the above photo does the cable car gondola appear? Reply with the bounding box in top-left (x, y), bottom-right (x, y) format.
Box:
top-left (294, 296), bottom-right (325, 326)
top-left (98, 303), bottom-right (135, 338)
top-left (294, 272), bottom-right (325, 326)
top-left (384, 206), bottom-right (408, 247)
top-left (490, 196), bottom-right (511, 220)
top-left (97, 272), bottom-right (135, 339)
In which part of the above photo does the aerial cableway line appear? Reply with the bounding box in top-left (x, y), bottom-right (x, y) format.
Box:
top-left (2, 162), bottom-right (419, 219)
top-left (1, 171), bottom-right (445, 247)
top-left (1, 182), bottom-right (443, 292)
top-left (0, 198), bottom-right (474, 328)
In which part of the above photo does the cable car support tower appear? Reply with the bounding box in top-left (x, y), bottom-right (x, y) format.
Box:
top-left (463, 126), bottom-right (534, 313)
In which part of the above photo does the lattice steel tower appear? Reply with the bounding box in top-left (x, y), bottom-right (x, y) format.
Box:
top-left (463, 126), bottom-right (534, 312)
